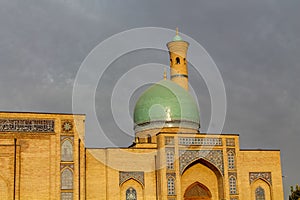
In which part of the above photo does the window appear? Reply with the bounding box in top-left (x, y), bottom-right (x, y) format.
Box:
top-left (61, 192), bottom-right (73, 200)
top-left (229, 176), bottom-right (237, 194)
top-left (61, 140), bottom-right (73, 162)
top-left (61, 168), bottom-right (73, 189)
top-left (228, 151), bottom-right (235, 169)
top-left (166, 151), bottom-right (174, 170)
top-left (126, 187), bottom-right (137, 200)
top-left (176, 57), bottom-right (180, 64)
top-left (147, 134), bottom-right (151, 143)
top-left (255, 186), bottom-right (265, 200)
top-left (167, 176), bottom-right (175, 195)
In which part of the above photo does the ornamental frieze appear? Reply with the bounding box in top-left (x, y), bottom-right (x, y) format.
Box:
top-left (0, 119), bottom-right (54, 132)
top-left (249, 172), bottom-right (272, 185)
top-left (179, 150), bottom-right (224, 175)
top-left (119, 171), bottom-right (144, 186)
top-left (179, 137), bottom-right (222, 146)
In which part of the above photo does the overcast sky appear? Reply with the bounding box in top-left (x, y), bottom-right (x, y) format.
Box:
top-left (0, 0), bottom-right (299, 198)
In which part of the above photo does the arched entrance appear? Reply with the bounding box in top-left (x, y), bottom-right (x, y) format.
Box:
top-left (181, 159), bottom-right (224, 199)
top-left (184, 182), bottom-right (212, 200)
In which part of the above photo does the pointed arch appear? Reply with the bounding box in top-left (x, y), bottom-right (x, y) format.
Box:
top-left (120, 177), bottom-right (144, 189)
top-left (126, 187), bottom-right (137, 200)
top-left (147, 134), bottom-right (151, 143)
top-left (251, 178), bottom-right (272, 200)
top-left (61, 168), bottom-right (73, 189)
top-left (181, 160), bottom-right (224, 199)
top-left (184, 182), bottom-right (212, 200)
top-left (229, 176), bottom-right (237, 194)
top-left (227, 150), bottom-right (235, 169)
top-left (61, 139), bottom-right (73, 162)
top-left (166, 150), bottom-right (174, 170)
top-left (167, 176), bottom-right (176, 195)
top-left (120, 178), bottom-right (144, 200)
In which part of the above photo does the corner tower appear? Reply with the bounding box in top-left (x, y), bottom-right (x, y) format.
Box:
top-left (167, 28), bottom-right (189, 90)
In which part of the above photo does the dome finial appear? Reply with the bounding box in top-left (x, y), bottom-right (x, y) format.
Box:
top-left (163, 68), bottom-right (167, 80)
top-left (172, 27), bottom-right (182, 41)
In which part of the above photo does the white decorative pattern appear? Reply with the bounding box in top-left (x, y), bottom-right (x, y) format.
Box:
top-left (228, 151), bottom-right (235, 170)
top-left (226, 138), bottom-right (235, 146)
top-left (119, 171), bottom-right (144, 186)
top-left (249, 172), bottom-right (272, 185)
top-left (61, 192), bottom-right (73, 200)
top-left (229, 176), bottom-right (237, 194)
top-left (167, 176), bottom-right (175, 196)
top-left (0, 119), bottom-right (54, 132)
top-left (179, 137), bottom-right (222, 146)
top-left (61, 140), bottom-right (73, 162)
top-left (61, 168), bottom-right (73, 189)
top-left (166, 149), bottom-right (175, 170)
top-left (179, 150), bottom-right (224, 174)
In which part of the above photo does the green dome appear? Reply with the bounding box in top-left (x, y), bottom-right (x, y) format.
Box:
top-left (134, 80), bottom-right (200, 132)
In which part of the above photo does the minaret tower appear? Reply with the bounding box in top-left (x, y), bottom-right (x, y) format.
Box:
top-left (167, 28), bottom-right (190, 90)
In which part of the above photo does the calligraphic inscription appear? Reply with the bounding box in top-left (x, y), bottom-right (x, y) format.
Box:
top-left (119, 171), bottom-right (144, 186)
top-left (249, 172), bottom-right (272, 185)
top-left (179, 150), bottom-right (224, 174)
top-left (0, 119), bottom-right (54, 132)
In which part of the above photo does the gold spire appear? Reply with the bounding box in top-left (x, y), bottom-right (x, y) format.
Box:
top-left (176, 27), bottom-right (179, 36)
top-left (163, 68), bottom-right (167, 80)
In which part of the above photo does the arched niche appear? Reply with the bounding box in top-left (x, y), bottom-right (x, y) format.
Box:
top-left (120, 178), bottom-right (144, 200)
top-left (181, 159), bottom-right (224, 200)
top-left (61, 139), bottom-right (73, 162)
top-left (184, 182), bottom-right (212, 200)
top-left (61, 168), bottom-right (73, 190)
top-left (251, 178), bottom-right (272, 200)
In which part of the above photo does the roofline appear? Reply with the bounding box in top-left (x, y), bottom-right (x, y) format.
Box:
top-left (240, 149), bottom-right (281, 151)
top-left (0, 111), bottom-right (86, 116)
top-left (156, 132), bottom-right (239, 136)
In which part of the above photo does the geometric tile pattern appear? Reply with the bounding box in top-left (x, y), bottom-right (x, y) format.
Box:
top-left (179, 150), bottom-right (224, 174)
top-left (119, 171), bottom-right (144, 186)
top-left (249, 172), bottom-right (272, 185)
top-left (226, 138), bottom-right (235, 146)
top-left (179, 137), bottom-right (222, 146)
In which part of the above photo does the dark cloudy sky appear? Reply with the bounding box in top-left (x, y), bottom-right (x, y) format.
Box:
top-left (0, 0), bottom-right (299, 198)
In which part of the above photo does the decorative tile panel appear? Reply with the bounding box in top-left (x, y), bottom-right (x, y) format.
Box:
top-left (60, 163), bottom-right (74, 170)
top-left (0, 119), bottom-right (54, 132)
top-left (179, 150), bottom-right (224, 174)
top-left (226, 138), bottom-right (235, 146)
top-left (165, 137), bottom-right (174, 145)
top-left (227, 148), bottom-right (235, 153)
top-left (166, 148), bottom-right (175, 170)
top-left (60, 136), bottom-right (74, 142)
top-left (61, 192), bottom-right (73, 200)
top-left (228, 172), bottom-right (237, 177)
top-left (179, 137), bottom-right (222, 146)
top-left (119, 171), bottom-right (144, 186)
top-left (61, 120), bottom-right (73, 133)
top-left (249, 172), bottom-right (272, 185)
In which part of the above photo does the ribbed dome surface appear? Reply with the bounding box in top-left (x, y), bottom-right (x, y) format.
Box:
top-left (134, 80), bottom-right (200, 132)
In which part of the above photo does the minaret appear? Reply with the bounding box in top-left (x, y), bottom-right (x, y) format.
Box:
top-left (167, 28), bottom-right (189, 90)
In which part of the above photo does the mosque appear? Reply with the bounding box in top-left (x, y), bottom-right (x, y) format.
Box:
top-left (0, 32), bottom-right (284, 200)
